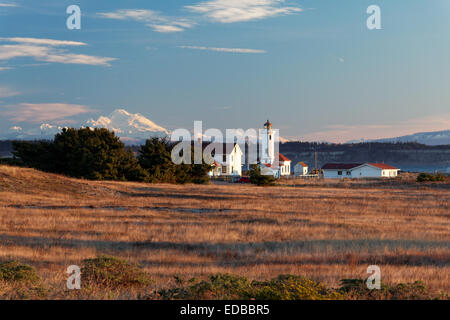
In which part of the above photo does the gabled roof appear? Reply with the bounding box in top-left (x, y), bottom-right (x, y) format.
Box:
top-left (322, 163), bottom-right (363, 170)
top-left (368, 163), bottom-right (399, 170)
top-left (296, 161), bottom-right (308, 167)
top-left (322, 163), bottom-right (399, 171)
top-left (279, 153), bottom-right (291, 162)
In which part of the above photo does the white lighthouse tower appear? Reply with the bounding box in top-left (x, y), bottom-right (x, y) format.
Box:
top-left (261, 120), bottom-right (275, 164)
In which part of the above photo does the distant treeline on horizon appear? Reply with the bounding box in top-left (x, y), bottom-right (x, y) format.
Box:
top-left (2, 139), bottom-right (450, 158)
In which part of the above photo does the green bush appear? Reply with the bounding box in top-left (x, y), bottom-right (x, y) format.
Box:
top-left (339, 278), bottom-right (433, 300)
top-left (13, 128), bottom-right (148, 181)
top-left (155, 274), bottom-right (251, 300)
top-left (190, 274), bottom-right (251, 300)
top-left (138, 138), bottom-right (211, 184)
top-left (417, 172), bottom-right (445, 182)
top-left (81, 256), bottom-right (151, 289)
top-left (154, 274), bottom-right (445, 300)
top-left (138, 138), bottom-right (177, 183)
top-left (12, 129), bottom-right (211, 184)
top-left (249, 165), bottom-right (276, 186)
top-left (0, 261), bottom-right (40, 284)
top-left (249, 275), bottom-right (342, 300)
top-left (154, 274), bottom-right (342, 300)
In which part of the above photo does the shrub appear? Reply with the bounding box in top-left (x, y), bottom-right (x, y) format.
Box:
top-left (0, 261), bottom-right (40, 284)
top-left (339, 278), bottom-right (433, 300)
top-left (153, 274), bottom-right (342, 300)
top-left (138, 138), bottom-right (177, 183)
top-left (12, 140), bottom-right (57, 172)
top-left (13, 128), bottom-right (148, 181)
top-left (249, 165), bottom-right (276, 186)
top-left (190, 274), bottom-right (251, 300)
top-left (417, 172), bottom-right (445, 182)
top-left (155, 274), bottom-right (251, 300)
top-left (138, 138), bottom-right (211, 184)
top-left (12, 128), bottom-right (211, 184)
top-left (0, 261), bottom-right (46, 299)
top-left (249, 275), bottom-right (343, 300)
top-left (81, 256), bottom-right (151, 289)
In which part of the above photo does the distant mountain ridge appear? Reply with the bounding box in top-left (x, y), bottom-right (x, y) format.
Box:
top-left (346, 130), bottom-right (450, 146)
top-left (86, 109), bottom-right (169, 143)
top-left (0, 109), bottom-right (169, 144)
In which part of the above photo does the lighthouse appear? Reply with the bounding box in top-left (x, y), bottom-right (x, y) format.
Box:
top-left (261, 120), bottom-right (275, 164)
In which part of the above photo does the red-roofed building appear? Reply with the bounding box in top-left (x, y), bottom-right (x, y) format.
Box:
top-left (259, 153), bottom-right (292, 178)
top-left (279, 153), bottom-right (291, 176)
top-left (321, 163), bottom-right (400, 179)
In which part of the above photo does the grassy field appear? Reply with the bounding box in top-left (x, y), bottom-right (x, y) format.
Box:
top-left (0, 165), bottom-right (448, 299)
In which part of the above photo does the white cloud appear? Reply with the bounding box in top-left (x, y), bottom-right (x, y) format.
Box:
top-left (0, 37), bottom-right (86, 46)
top-left (0, 3), bottom-right (17, 7)
top-left (98, 9), bottom-right (159, 21)
top-left (0, 86), bottom-right (19, 98)
top-left (179, 45), bottom-right (266, 54)
top-left (0, 66), bottom-right (12, 71)
top-left (150, 25), bottom-right (185, 33)
top-left (0, 38), bottom-right (116, 66)
top-left (1, 103), bottom-right (94, 123)
top-left (186, 0), bottom-right (302, 23)
top-left (9, 126), bottom-right (22, 132)
top-left (98, 9), bottom-right (195, 33)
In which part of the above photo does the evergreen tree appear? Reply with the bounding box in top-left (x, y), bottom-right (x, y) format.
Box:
top-left (13, 128), bottom-right (147, 181)
top-left (249, 164), bottom-right (276, 186)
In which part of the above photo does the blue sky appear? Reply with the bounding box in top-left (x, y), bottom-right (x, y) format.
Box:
top-left (1, 0), bottom-right (449, 142)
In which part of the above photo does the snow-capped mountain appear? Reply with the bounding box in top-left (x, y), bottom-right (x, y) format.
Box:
top-left (0, 124), bottom-right (60, 140)
top-left (347, 130), bottom-right (450, 146)
top-left (86, 109), bottom-right (169, 141)
top-left (39, 124), bottom-right (66, 137)
top-left (0, 109), bottom-right (169, 144)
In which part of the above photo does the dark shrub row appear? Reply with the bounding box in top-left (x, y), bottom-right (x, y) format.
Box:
top-left (1, 258), bottom-right (446, 300)
top-left (249, 164), bottom-right (276, 186)
top-left (12, 128), bottom-right (211, 184)
top-left (417, 172), bottom-right (446, 182)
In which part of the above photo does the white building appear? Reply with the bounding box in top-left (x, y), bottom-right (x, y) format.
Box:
top-left (261, 120), bottom-right (275, 165)
top-left (258, 120), bottom-right (291, 178)
top-left (322, 163), bottom-right (400, 179)
top-left (279, 154), bottom-right (291, 176)
top-left (260, 154), bottom-right (292, 178)
top-left (207, 143), bottom-right (243, 177)
top-left (294, 162), bottom-right (308, 176)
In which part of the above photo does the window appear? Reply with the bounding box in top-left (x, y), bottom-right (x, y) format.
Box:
top-left (338, 171), bottom-right (342, 176)
top-left (346, 171), bottom-right (351, 176)
top-left (222, 166), bottom-right (227, 174)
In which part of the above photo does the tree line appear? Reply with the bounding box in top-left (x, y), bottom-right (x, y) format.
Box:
top-left (12, 128), bottom-right (211, 184)
top-left (280, 141), bottom-right (450, 153)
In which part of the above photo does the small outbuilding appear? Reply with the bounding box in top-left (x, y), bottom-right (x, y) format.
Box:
top-left (294, 162), bottom-right (309, 176)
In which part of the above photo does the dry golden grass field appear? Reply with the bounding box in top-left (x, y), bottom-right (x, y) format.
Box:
top-left (0, 165), bottom-right (449, 299)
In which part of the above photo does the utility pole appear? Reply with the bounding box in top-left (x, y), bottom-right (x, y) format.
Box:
top-left (315, 150), bottom-right (318, 172)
